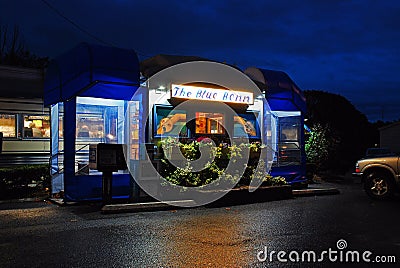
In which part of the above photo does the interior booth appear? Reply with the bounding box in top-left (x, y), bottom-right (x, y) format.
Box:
top-left (44, 43), bottom-right (143, 201)
top-left (245, 67), bottom-right (307, 184)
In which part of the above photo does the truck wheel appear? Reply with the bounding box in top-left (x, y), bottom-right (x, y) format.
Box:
top-left (364, 172), bottom-right (394, 200)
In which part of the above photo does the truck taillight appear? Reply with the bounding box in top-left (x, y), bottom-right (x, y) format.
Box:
top-left (355, 163), bottom-right (360, 173)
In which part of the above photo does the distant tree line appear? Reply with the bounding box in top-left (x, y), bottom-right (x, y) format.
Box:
top-left (304, 90), bottom-right (380, 174)
top-left (0, 24), bottom-right (48, 68)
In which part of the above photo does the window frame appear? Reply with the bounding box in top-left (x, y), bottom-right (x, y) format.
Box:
top-left (0, 113), bottom-right (18, 139)
top-left (153, 104), bottom-right (188, 138)
top-left (22, 114), bottom-right (51, 139)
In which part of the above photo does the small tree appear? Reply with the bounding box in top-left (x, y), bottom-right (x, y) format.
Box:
top-left (304, 90), bottom-right (376, 173)
top-left (305, 123), bottom-right (336, 174)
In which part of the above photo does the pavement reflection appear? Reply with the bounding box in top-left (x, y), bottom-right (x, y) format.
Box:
top-left (161, 209), bottom-right (251, 267)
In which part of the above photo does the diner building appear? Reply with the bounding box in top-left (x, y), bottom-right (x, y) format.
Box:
top-left (0, 65), bottom-right (49, 167)
top-left (44, 43), bottom-right (307, 202)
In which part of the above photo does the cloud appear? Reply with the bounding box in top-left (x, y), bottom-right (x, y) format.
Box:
top-left (1, 0), bottom-right (399, 121)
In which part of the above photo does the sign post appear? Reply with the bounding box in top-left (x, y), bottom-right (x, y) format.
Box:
top-left (89, 143), bottom-right (127, 206)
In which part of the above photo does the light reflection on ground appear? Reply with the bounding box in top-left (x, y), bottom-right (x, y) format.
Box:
top-left (0, 204), bottom-right (58, 225)
top-left (160, 210), bottom-right (252, 267)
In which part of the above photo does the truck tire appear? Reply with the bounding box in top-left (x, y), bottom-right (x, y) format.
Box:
top-left (364, 171), bottom-right (394, 200)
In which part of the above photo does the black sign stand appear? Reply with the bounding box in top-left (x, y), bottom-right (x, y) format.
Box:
top-left (91, 144), bottom-right (127, 206)
top-left (102, 170), bottom-right (114, 206)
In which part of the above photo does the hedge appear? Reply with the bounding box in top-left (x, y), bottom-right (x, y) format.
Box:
top-left (0, 164), bottom-right (51, 200)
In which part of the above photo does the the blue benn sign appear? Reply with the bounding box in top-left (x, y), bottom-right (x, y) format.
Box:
top-left (171, 84), bottom-right (254, 105)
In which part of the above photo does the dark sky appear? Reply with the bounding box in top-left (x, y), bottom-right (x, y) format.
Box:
top-left (1, 0), bottom-right (399, 122)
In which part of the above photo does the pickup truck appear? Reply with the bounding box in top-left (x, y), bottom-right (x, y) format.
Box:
top-left (353, 154), bottom-right (400, 199)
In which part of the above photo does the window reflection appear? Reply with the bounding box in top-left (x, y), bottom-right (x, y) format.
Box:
top-left (0, 114), bottom-right (16, 137)
top-left (75, 97), bottom-right (127, 176)
top-left (23, 115), bottom-right (50, 138)
top-left (76, 117), bottom-right (105, 138)
top-left (233, 114), bottom-right (258, 137)
top-left (75, 97), bottom-right (120, 143)
top-left (155, 106), bottom-right (187, 136)
top-left (277, 115), bottom-right (301, 165)
top-left (196, 112), bottom-right (224, 134)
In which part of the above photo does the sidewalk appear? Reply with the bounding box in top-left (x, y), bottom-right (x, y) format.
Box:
top-left (0, 197), bottom-right (47, 204)
top-left (1, 181), bottom-right (340, 213)
top-left (292, 182), bottom-right (340, 197)
top-left (100, 182), bottom-right (340, 214)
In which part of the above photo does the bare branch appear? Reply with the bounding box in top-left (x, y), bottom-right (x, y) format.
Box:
top-left (0, 25), bottom-right (8, 62)
top-left (0, 23), bottom-right (48, 68)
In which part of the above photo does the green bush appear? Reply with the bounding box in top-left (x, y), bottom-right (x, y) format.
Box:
top-left (0, 164), bottom-right (50, 199)
top-left (158, 139), bottom-right (287, 188)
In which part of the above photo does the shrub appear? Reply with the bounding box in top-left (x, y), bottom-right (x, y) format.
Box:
top-left (0, 164), bottom-right (50, 199)
top-left (158, 140), bottom-right (286, 188)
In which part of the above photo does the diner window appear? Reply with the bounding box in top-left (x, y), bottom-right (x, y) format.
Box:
top-left (154, 105), bottom-right (187, 136)
top-left (233, 113), bottom-right (259, 137)
top-left (75, 97), bottom-right (127, 175)
top-left (76, 97), bottom-right (125, 143)
top-left (58, 103), bottom-right (64, 138)
top-left (51, 103), bottom-right (63, 176)
top-left (195, 112), bottom-right (225, 134)
top-left (279, 116), bottom-right (300, 141)
top-left (277, 115), bottom-right (301, 165)
top-left (76, 116), bottom-right (105, 139)
top-left (0, 114), bottom-right (16, 138)
top-left (23, 115), bottom-right (50, 138)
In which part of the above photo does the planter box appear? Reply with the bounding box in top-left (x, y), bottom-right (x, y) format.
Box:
top-left (206, 185), bottom-right (293, 207)
top-left (249, 150), bottom-right (261, 159)
top-left (156, 184), bottom-right (292, 207)
top-left (164, 146), bottom-right (183, 160)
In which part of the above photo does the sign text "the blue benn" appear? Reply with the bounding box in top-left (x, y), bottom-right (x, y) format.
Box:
top-left (171, 84), bottom-right (254, 105)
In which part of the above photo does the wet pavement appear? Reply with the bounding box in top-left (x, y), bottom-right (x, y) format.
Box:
top-left (0, 179), bottom-right (399, 267)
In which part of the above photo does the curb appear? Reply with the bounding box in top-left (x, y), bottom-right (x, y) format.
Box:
top-left (206, 185), bottom-right (293, 207)
top-left (293, 188), bottom-right (340, 197)
top-left (101, 186), bottom-right (294, 213)
top-left (2, 186), bottom-right (340, 212)
top-left (48, 198), bottom-right (79, 206)
top-left (101, 200), bottom-right (196, 214)
top-left (0, 197), bottom-right (48, 204)
top-left (98, 186), bottom-right (340, 213)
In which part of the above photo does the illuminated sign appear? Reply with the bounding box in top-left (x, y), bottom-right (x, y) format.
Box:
top-left (171, 84), bottom-right (254, 105)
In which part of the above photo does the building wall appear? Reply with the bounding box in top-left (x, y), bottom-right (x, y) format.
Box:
top-left (380, 123), bottom-right (400, 153)
top-left (0, 65), bottom-right (49, 166)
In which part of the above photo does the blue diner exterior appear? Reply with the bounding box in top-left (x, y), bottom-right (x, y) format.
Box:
top-left (245, 67), bottom-right (307, 185)
top-left (44, 43), bottom-right (142, 201)
top-left (44, 44), bottom-right (307, 202)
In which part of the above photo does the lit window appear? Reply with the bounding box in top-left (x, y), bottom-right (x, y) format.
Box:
top-left (76, 97), bottom-right (124, 143)
top-left (233, 113), bottom-right (258, 137)
top-left (23, 115), bottom-right (50, 138)
top-left (154, 106), bottom-right (187, 136)
top-left (0, 114), bottom-right (16, 137)
top-left (196, 112), bottom-right (225, 134)
top-left (279, 118), bottom-right (299, 141)
top-left (76, 116), bottom-right (105, 138)
top-left (277, 115), bottom-right (301, 165)
top-left (74, 97), bottom-right (129, 175)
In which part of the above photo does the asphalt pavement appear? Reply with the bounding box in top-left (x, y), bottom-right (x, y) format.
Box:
top-left (1, 178), bottom-right (399, 267)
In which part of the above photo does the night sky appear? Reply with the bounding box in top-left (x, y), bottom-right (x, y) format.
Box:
top-left (1, 0), bottom-right (399, 122)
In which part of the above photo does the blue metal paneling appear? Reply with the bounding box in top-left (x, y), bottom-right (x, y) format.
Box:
top-left (44, 43), bottom-right (140, 106)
